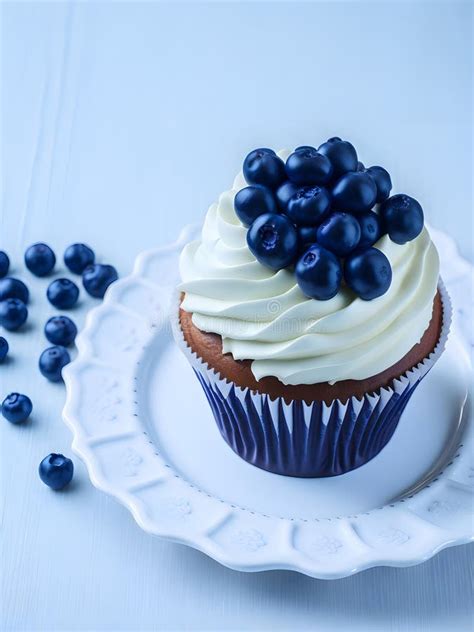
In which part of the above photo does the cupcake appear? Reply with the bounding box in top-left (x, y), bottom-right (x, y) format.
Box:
top-left (173, 140), bottom-right (451, 477)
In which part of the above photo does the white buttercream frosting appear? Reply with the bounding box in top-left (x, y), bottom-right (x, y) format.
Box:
top-left (179, 151), bottom-right (440, 385)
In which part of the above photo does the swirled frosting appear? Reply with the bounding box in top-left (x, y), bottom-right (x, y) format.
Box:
top-left (179, 151), bottom-right (440, 385)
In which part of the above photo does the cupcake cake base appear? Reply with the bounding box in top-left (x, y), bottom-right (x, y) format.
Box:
top-left (173, 286), bottom-right (451, 478)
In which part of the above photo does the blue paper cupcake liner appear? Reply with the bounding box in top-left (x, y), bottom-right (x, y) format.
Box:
top-left (172, 282), bottom-right (451, 478)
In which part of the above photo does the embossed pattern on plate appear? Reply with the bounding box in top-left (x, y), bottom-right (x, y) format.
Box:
top-left (63, 225), bottom-right (474, 579)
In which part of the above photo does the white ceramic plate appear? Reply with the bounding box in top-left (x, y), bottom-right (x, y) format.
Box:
top-left (63, 225), bottom-right (474, 579)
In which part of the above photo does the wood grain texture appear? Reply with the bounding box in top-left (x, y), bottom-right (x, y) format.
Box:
top-left (1, 2), bottom-right (472, 631)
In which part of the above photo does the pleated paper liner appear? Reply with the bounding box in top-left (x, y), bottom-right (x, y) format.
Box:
top-left (171, 282), bottom-right (452, 478)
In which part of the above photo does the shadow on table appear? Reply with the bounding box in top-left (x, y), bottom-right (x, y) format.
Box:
top-left (168, 540), bottom-right (473, 626)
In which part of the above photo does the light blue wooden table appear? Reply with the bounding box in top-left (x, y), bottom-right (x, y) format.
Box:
top-left (2, 2), bottom-right (472, 630)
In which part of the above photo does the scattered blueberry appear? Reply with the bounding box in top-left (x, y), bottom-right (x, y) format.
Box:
top-left (0, 299), bottom-right (28, 331)
top-left (366, 166), bottom-right (392, 203)
top-left (297, 225), bottom-right (319, 253)
top-left (39, 453), bottom-right (74, 490)
top-left (64, 243), bottom-right (95, 274)
top-left (47, 278), bottom-right (79, 309)
top-left (243, 148), bottom-right (286, 189)
top-left (234, 186), bottom-right (277, 227)
top-left (357, 211), bottom-right (383, 248)
top-left (295, 245), bottom-right (342, 300)
top-left (24, 243), bottom-right (56, 277)
top-left (379, 194), bottom-right (424, 244)
top-left (82, 264), bottom-right (118, 298)
top-left (0, 251), bottom-right (9, 278)
top-left (1, 393), bottom-right (32, 424)
top-left (344, 247), bottom-right (392, 300)
top-left (39, 345), bottom-right (70, 382)
top-left (247, 213), bottom-right (298, 271)
top-left (44, 316), bottom-right (77, 347)
top-left (0, 277), bottom-right (29, 304)
top-left (285, 148), bottom-right (333, 186)
top-left (317, 138), bottom-right (358, 179)
top-left (332, 171), bottom-right (378, 213)
top-left (0, 336), bottom-right (9, 362)
top-left (287, 186), bottom-right (331, 226)
top-left (317, 212), bottom-right (361, 257)
top-left (275, 181), bottom-right (299, 212)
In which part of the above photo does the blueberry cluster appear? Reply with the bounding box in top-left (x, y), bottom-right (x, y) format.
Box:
top-left (0, 242), bottom-right (119, 490)
top-left (235, 140), bottom-right (424, 301)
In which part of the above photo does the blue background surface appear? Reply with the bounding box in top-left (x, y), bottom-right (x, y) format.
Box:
top-left (1, 2), bottom-right (473, 631)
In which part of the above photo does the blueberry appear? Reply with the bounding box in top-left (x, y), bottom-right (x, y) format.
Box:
top-left (1, 393), bottom-right (32, 424)
top-left (64, 243), bottom-right (95, 274)
top-left (379, 194), bottom-right (424, 245)
top-left (287, 186), bottom-right (331, 226)
top-left (39, 345), bottom-right (70, 382)
top-left (295, 245), bottom-right (342, 300)
top-left (24, 243), bottom-right (56, 276)
top-left (234, 186), bottom-right (277, 227)
top-left (357, 161), bottom-right (365, 172)
top-left (332, 171), bottom-right (377, 213)
top-left (0, 251), bottom-right (9, 278)
top-left (317, 212), bottom-right (361, 257)
top-left (297, 225), bottom-right (319, 253)
top-left (285, 149), bottom-right (333, 186)
top-left (317, 138), bottom-right (358, 178)
top-left (0, 299), bottom-right (28, 331)
top-left (0, 277), bottom-right (29, 303)
top-left (39, 453), bottom-right (74, 490)
top-left (82, 264), bottom-right (118, 298)
top-left (247, 213), bottom-right (298, 271)
top-left (44, 316), bottom-right (77, 346)
top-left (357, 211), bottom-right (383, 248)
top-left (0, 336), bottom-right (8, 362)
top-left (295, 145), bottom-right (316, 152)
top-left (366, 166), bottom-right (392, 203)
top-left (344, 247), bottom-right (392, 300)
top-left (275, 181), bottom-right (299, 212)
top-left (47, 278), bottom-right (79, 309)
top-left (243, 148), bottom-right (286, 189)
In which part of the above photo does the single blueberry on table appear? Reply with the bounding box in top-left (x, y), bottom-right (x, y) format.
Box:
top-left (285, 149), bottom-right (333, 186)
top-left (0, 336), bottom-right (9, 362)
top-left (64, 243), bottom-right (95, 274)
top-left (379, 194), bottom-right (424, 245)
top-left (24, 243), bottom-right (56, 276)
top-left (39, 453), bottom-right (74, 490)
top-left (39, 345), bottom-right (71, 382)
top-left (234, 185), bottom-right (277, 227)
top-left (0, 277), bottom-right (29, 303)
top-left (317, 138), bottom-right (358, 179)
top-left (0, 251), bottom-right (9, 278)
top-left (275, 181), bottom-right (299, 212)
top-left (47, 278), bottom-right (79, 309)
top-left (295, 244), bottom-right (342, 300)
top-left (243, 148), bottom-right (286, 190)
top-left (366, 166), bottom-right (392, 203)
top-left (247, 213), bottom-right (298, 271)
top-left (1, 393), bottom-right (33, 424)
top-left (297, 225), bottom-right (319, 253)
top-left (286, 186), bottom-right (331, 226)
top-left (344, 247), bottom-right (392, 300)
top-left (357, 211), bottom-right (383, 249)
top-left (317, 212), bottom-right (361, 257)
top-left (0, 299), bottom-right (28, 331)
top-left (82, 264), bottom-right (118, 298)
top-left (44, 315), bottom-right (77, 347)
top-left (332, 171), bottom-right (378, 213)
